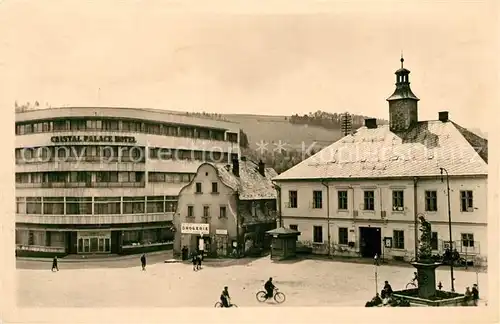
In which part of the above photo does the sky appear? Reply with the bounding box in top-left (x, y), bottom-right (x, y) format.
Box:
top-left (0, 0), bottom-right (497, 132)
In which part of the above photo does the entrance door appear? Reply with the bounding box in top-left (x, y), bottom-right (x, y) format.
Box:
top-left (359, 227), bottom-right (382, 258)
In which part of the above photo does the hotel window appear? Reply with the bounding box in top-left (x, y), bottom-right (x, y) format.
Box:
top-left (119, 171), bottom-right (138, 183)
top-left (47, 172), bottom-right (67, 183)
top-left (460, 191), bottom-right (474, 212)
top-left (122, 120), bottom-right (141, 132)
top-left (31, 173), bottom-right (43, 183)
top-left (212, 182), bottom-right (219, 193)
top-left (392, 190), bottom-right (404, 210)
top-left (52, 119), bottom-right (68, 131)
top-left (96, 172), bottom-right (118, 183)
top-left (187, 205), bottom-right (194, 217)
top-left (364, 191), bottom-right (375, 210)
top-left (146, 196), bottom-right (165, 213)
top-left (65, 197), bottom-right (92, 215)
top-left (313, 226), bottom-right (323, 243)
top-left (15, 173), bottom-right (29, 184)
top-left (26, 197), bottom-right (42, 215)
top-left (425, 191), bottom-right (437, 211)
top-left (42, 197), bottom-right (65, 215)
top-left (288, 190), bottom-right (298, 208)
top-left (227, 132), bottom-right (238, 143)
top-left (219, 206), bottom-right (227, 218)
top-left (145, 123), bottom-right (161, 135)
top-left (289, 224), bottom-right (298, 231)
top-left (338, 227), bottom-right (348, 245)
top-left (16, 197), bottom-right (26, 214)
top-left (148, 172), bottom-right (163, 182)
top-left (431, 232), bottom-right (438, 250)
top-left (337, 190), bottom-right (348, 210)
top-left (203, 206), bottom-right (210, 218)
top-left (166, 201), bottom-right (177, 212)
top-left (181, 174), bottom-right (190, 183)
top-left (461, 233), bottom-right (474, 248)
top-left (68, 172), bottom-right (86, 183)
top-left (70, 119), bottom-right (86, 131)
top-left (312, 190), bottom-right (323, 209)
top-left (123, 196), bottom-right (145, 214)
top-left (94, 197), bottom-right (121, 214)
top-left (393, 230), bottom-right (405, 249)
top-left (183, 127), bottom-right (194, 138)
top-left (195, 182), bottom-right (202, 193)
top-left (102, 119), bottom-right (119, 131)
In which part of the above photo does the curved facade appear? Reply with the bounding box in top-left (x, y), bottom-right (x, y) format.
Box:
top-left (15, 107), bottom-right (240, 256)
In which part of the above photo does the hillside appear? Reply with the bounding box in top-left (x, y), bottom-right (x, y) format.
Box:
top-left (224, 114), bottom-right (342, 151)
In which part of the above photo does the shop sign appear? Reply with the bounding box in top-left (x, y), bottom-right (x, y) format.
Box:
top-left (215, 229), bottom-right (228, 235)
top-left (78, 231), bottom-right (111, 238)
top-left (50, 135), bottom-right (136, 144)
top-left (181, 223), bottom-right (209, 235)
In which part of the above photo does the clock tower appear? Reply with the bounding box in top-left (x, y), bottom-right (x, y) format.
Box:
top-left (386, 56), bottom-right (419, 132)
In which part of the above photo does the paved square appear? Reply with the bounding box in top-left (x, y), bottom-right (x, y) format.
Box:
top-left (17, 258), bottom-right (487, 307)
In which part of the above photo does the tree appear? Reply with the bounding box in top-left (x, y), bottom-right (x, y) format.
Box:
top-left (239, 129), bottom-right (249, 148)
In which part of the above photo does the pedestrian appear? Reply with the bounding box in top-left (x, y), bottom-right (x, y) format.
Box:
top-left (197, 253), bottom-right (202, 270)
top-left (140, 253), bottom-right (146, 271)
top-left (51, 256), bottom-right (59, 272)
top-left (192, 253), bottom-right (198, 271)
top-left (471, 284), bottom-right (479, 306)
top-left (462, 287), bottom-right (472, 306)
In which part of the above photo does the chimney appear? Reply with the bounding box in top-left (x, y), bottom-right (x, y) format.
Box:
top-left (258, 159), bottom-right (265, 177)
top-left (364, 118), bottom-right (377, 129)
top-left (232, 158), bottom-right (240, 177)
top-left (438, 111), bottom-right (449, 122)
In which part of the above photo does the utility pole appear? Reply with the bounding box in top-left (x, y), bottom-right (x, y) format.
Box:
top-left (340, 112), bottom-right (352, 136)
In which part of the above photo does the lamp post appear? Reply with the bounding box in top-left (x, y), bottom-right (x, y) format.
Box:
top-left (440, 167), bottom-right (455, 292)
top-left (374, 254), bottom-right (379, 295)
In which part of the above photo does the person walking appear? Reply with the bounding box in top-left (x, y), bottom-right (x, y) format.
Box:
top-left (471, 284), bottom-right (479, 306)
top-left (192, 253), bottom-right (198, 271)
top-left (51, 256), bottom-right (59, 272)
top-left (140, 253), bottom-right (146, 271)
top-left (196, 253), bottom-right (202, 270)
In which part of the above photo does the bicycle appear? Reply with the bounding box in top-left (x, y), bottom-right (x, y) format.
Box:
top-left (405, 279), bottom-right (417, 289)
top-left (256, 288), bottom-right (286, 304)
top-left (214, 300), bottom-right (238, 308)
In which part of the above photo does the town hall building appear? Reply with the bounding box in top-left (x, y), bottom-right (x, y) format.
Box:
top-left (273, 58), bottom-right (488, 267)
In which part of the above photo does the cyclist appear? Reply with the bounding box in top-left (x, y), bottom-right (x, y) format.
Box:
top-left (412, 272), bottom-right (418, 284)
top-left (220, 286), bottom-right (231, 308)
top-left (264, 277), bottom-right (275, 299)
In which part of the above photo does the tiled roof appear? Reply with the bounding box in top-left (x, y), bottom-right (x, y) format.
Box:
top-left (266, 227), bottom-right (300, 235)
top-left (217, 160), bottom-right (278, 200)
top-left (274, 120), bottom-right (488, 181)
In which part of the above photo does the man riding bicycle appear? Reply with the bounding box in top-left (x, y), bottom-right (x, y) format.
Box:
top-left (220, 286), bottom-right (231, 308)
top-left (264, 277), bottom-right (275, 299)
top-left (412, 272), bottom-right (418, 283)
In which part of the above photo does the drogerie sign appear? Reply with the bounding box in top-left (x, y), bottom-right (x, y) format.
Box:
top-left (50, 135), bottom-right (136, 144)
top-left (181, 223), bottom-right (209, 235)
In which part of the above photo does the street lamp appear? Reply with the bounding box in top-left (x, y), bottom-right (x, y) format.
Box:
top-left (440, 167), bottom-right (455, 292)
top-left (374, 254), bottom-right (379, 295)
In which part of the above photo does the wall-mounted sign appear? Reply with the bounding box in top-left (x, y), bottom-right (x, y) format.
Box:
top-left (181, 223), bottom-right (209, 235)
top-left (50, 135), bottom-right (136, 144)
top-left (383, 237), bottom-right (392, 248)
top-left (216, 229), bottom-right (228, 235)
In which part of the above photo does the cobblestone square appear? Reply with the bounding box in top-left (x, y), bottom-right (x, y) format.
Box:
top-left (17, 257), bottom-right (487, 307)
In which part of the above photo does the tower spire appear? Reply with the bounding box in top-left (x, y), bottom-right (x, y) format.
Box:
top-left (400, 50), bottom-right (404, 68)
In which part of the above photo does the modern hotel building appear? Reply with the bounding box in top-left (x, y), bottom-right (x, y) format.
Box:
top-left (15, 107), bottom-right (240, 257)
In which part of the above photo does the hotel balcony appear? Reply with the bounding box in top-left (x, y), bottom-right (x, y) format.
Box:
top-left (16, 212), bottom-right (174, 225)
top-left (16, 182), bottom-right (146, 189)
top-left (16, 160), bottom-right (146, 173)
